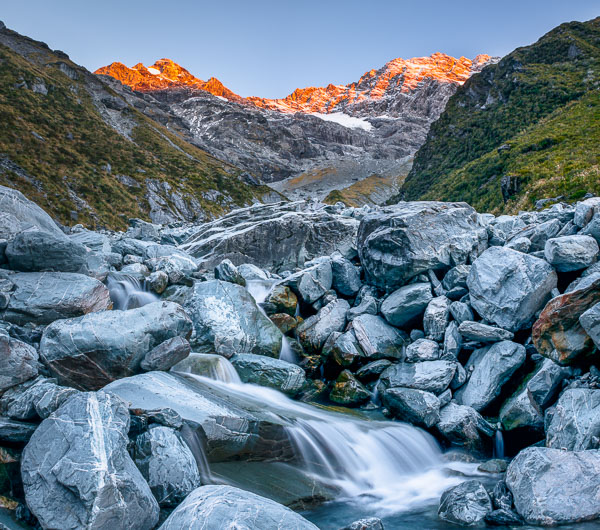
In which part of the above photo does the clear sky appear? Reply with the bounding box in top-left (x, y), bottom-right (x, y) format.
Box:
top-left (2, 1), bottom-right (598, 98)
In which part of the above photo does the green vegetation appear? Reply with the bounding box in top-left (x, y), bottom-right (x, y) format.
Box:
top-left (0, 34), bottom-right (273, 230)
top-left (398, 17), bottom-right (600, 212)
top-left (323, 173), bottom-right (408, 207)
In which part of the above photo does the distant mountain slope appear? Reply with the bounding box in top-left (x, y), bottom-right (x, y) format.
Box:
top-left (0, 22), bottom-right (275, 229)
top-left (399, 16), bottom-right (600, 211)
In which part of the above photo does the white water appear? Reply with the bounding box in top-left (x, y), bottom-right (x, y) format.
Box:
top-left (171, 352), bottom-right (241, 384)
top-left (105, 272), bottom-right (158, 310)
top-left (246, 279), bottom-right (299, 364)
top-left (180, 365), bottom-right (469, 515)
top-left (493, 430), bottom-right (505, 459)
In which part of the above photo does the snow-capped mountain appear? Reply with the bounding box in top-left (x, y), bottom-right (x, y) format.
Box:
top-left (96, 53), bottom-right (497, 202)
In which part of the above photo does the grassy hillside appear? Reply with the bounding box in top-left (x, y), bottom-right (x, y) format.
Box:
top-left (0, 26), bottom-right (275, 230)
top-left (398, 16), bottom-right (600, 211)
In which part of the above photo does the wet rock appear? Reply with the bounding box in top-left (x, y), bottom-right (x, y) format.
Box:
top-left (358, 202), bottom-right (487, 291)
top-left (485, 509), bottom-right (524, 526)
top-left (0, 417), bottom-right (37, 444)
top-left (21, 391), bottom-right (159, 530)
top-left (132, 426), bottom-right (201, 507)
top-left (330, 370), bottom-right (371, 406)
top-left (347, 294), bottom-right (378, 321)
top-left (140, 336), bottom-right (191, 371)
top-left (455, 341), bottom-right (526, 412)
top-left (331, 253), bottom-right (361, 297)
top-left (532, 274), bottom-right (600, 364)
top-left (477, 459), bottom-right (507, 473)
top-left (215, 258), bottom-right (246, 286)
top-left (438, 480), bottom-right (492, 526)
top-left (437, 402), bottom-right (494, 450)
top-left (296, 299), bottom-right (349, 353)
top-left (1, 271), bottom-right (111, 326)
top-left (147, 270), bottom-right (168, 294)
top-left (231, 354), bottom-right (306, 396)
top-left (159, 484), bottom-right (318, 529)
top-left (468, 246), bottom-right (557, 332)
top-left (546, 388), bottom-right (600, 450)
top-left (297, 260), bottom-right (333, 304)
top-left (266, 285), bottom-right (298, 317)
top-left (270, 313), bottom-right (297, 334)
top-left (580, 302), bottom-right (600, 349)
top-left (458, 321), bottom-right (514, 343)
top-left (380, 283), bottom-right (432, 328)
top-left (0, 376), bottom-right (57, 420)
top-left (379, 360), bottom-right (456, 395)
top-left (340, 517), bottom-right (384, 530)
top-left (328, 330), bottom-right (366, 367)
top-left (423, 296), bottom-right (451, 341)
top-left (182, 280), bottom-right (283, 358)
top-left (351, 314), bottom-right (406, 360)
top-left (544, 235), bottom-right (599, 272)
top-left (491, 480), bottom-right (513, 511)
top-left (40, 301), bottom-right (192, 390)
top-left (0, 335), bottom-right (38, 393)
top-left (6, 230), bottom-right (87, 273)
top-left (355, 360), bottom-right (392, 382)
top-left (382, 388), bottom-right (440, 427)
top-left (405, 338), bottom-right (440, 363)
top-left (238, 263), bottom-right (270, 282)
top-left (506, 447), bottom-right (600, 525)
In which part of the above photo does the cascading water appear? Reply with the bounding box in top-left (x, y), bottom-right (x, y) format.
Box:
top-left (246, 279), bottom-right (298, 364)
top-left (493, 429), bottom-right (505, 459)
top-left (105, 272), bottom-right (158, 310)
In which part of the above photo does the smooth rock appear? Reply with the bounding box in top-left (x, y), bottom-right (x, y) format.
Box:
top-left (443, 321), bottom-right (462, 358)
top-left (405, 338), bottom-right (440, 363)
top-left (140, 336), bottom-right (191, 372)
top-left (266, 285), bottom-right (298, 316)
top-left (379, 360), bottom-right (456, 395)
top-left (214, 258), bottom-right (246, 286)
top-left (296, 299), bottom-right (349, 354)
top-left (437, 402), bottom-right (494, 450)
top-left (340, 517), bottom-right (384, 530)
top-left (0, 335), bottom-right (38, 393)
top-left (382, 387), bottom-right (440, 427)
top-left (329, 370), bottom-right (371, 406)
top-left (580, 302), bottom-right (600, 349)
top-left (438, 480), bottom-right (492, 526)
top-left (544, 235), bottom-right (599, 272)
top-left (458, 321), bottom-right (514, 343)
top-left (449, 301), bottom-right (474, 325)
top-left (351, 314), bottom-right (406, 360)
top-left (331, 254), bottom-right (362, 297)
top-left (231, 354), bottom-right (306, 396)
top-left (380, 283), bottom-right (432, 328)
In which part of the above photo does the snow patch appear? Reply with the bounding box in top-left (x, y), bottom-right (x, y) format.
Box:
top-left (312, 112), bottom-right (373, 131)
top-left (214, 95), bottom-right (227, 102)
top-left (147, 67), bottom-right (161, 75)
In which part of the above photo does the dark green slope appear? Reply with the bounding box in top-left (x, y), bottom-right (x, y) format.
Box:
top-left (398, 16), bottom-right (600, 212)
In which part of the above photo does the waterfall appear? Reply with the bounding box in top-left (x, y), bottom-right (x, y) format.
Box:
top-left (176, 372), bottom-right (467, 514)
top-left (171, 352), bottom-right (241, 384)
top-left (105, 272), bottom-right (158, 310)
top-left (493, 429), bottom-right (505, 459)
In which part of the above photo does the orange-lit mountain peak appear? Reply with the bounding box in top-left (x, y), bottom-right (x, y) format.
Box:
top-left (94, 59), bottom-right (242, 101)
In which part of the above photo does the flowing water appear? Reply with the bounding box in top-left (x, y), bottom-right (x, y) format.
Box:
top-left (105, 272), bottom-right (158, 310)
top-left (493, 429), bottom-right (505, 459)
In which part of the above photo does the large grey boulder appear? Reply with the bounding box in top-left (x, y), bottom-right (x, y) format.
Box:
top-left (574, 197), bottom-right (600, 227)
top-left (546, 388), bottom-right (600, 450)
top-left (0, 335), bottom-right (38, 393)
top-left (380, 282), bottom-right (432, 328)
top-left (457, 321), bottom-right (514, 343)
top-left (182, 280), bottom-right (283, 358)
top-left (140, 336), bottom-right (191, 372)
top-left (357, 202), bottom-right (487, 291)
top-left (1, 272), bottom-right (111, 326)
top-left (181, 201), bottom-right (358, 272)
top-left (132, 426), bottom-right (201, 507)
top-left (351, 314), bottom-right (406, 360)
top-left (423, 296), bottom-right (450, 341)
top-left (468, 246), bottom-right (557, 332)
top-left (296, 299), bottom-right (349, 353)
top-left (506, 447), bottom-right (600, 525)
top-left (40, 301), bottom-right (192, 390)
top-left (231, 354), bottom-right (306, 396)
top-left (438, 480), bottom-right (492, 526)
top-left (437, 401), bottom-right (494, 450)
top-left (580, 302), bottom-right (600, 349)
top-left (544, 235), bottom-right (599, 272)
top-left (331, 253), bottom-right (361, 297)
top-left (106, 371), bottom-right (292, 462)
top-left (21, 391), bottom-right (159, 530)
top-left (296, 260), bottom-right (333, 304)
top-left (0, 184), bottom-right (64, 239)
top-left (455, 341), bottom-right (526, 412)
top-left (379, 360), bottom-right (456, 395)
top-left (6, 231), bottom-right (87, 273)
top-left (159, 485), bottom-right (318, 530)
top-left (382, 387), bottom-right (441, 427)
top-left (405, 338), bottom-right (439, 363)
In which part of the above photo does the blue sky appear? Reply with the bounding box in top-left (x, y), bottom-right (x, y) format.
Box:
top-left (2, 1), bottom-right (598, 98)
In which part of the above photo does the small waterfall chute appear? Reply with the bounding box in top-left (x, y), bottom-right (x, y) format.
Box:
top-left (106, 272), bottom-right (158, 310)
top-left (493, 429), bottom-right (505, 459)
top-left (171, 352), bottom-right (241, 384)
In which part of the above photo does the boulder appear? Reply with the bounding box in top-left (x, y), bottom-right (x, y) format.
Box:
top-left (1, 272), bottom-right (111, 326)
top-left (382, 387), bottom-right (440, 427)
top-left (331, 253), bottom-right (361, 297)
top-left (231, 354), bottom-right (306, 396)
top-left (357, 202), bottom-right (487, 291)
top-left (468, 246), bottom-right (557, 332)
top-left (546, 388), bottom-right (600, 450)
top-left (265, 285), bottom-right (298, 316)
top-left (443, 321), bottom-right (462, 358)
top-left (405, 338), bottom-right (440, 363)
top-left (580, 302), bottom-right (600, 349)
top-left (436, 402), bottom-right (494, 450)
top-left (21, 391), bottom-right (159, 530)
top-left (0, 335), bottom-right (38, 393)
top-left (423, 296), bottom-right (451, 341)
top-left (455, 341), bottom-right (526, 412)
top-left (296, 299), bottom-right (349, 353)
top-left (380, 283), bottom-right (433, 328)
top-left (379, 360), bottom-right (456, 395)
top-left (355, 360), bottom-right (392, 382)
top-left (270, 313), bottom-right (297, 334)
top-left (510, 218), bottom-right (561, 252)
top-left (0, 417), bottom-right (37, 444)
top-left (132, 426), bottom-right (201, 507)
top-left (457, 321), bottom-right (514, 343)
top-left (574, 197), bottom-right (600, 227)
top-left (238, 263), bottom-right (270, 282)
top-left (40, 301), bottom-right (192, 390)
top-left (442, 264), bottom-right (471, 291)
top-left (351, 314), bottom-right (406, 360)
top-left (438, 480), bottom-right (492, 526)
top-left (214, 258), bottom-right (246, 286)
top-left (6, 231), bottom-right (87, 273)
top-left (506, 447), bottom-right (600, 525)
top-left (328, 330), bottom-right (367, 367)
top-left (140, 336), bottom-right (191, 372)
top-left (158, 485), bottom-right (318, 529)
top-left (182, 280), bottom-right (283, 358)
top-left (340, 517), bottom-right (384, 530)
top-left (329, 370), bottom-right (371, 406)
top-left (0, 376), bottom-right (58, 420)
top-left (532, 274), bottom-right (600, 364)
top-left (296, 260), bottom-right (333, 304)
top-left (544, 235), bottom-right (599, 272)
top-left (449, 301), bottom-right (474, 324)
